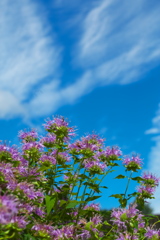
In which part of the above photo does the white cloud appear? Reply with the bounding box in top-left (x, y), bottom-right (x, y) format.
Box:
top-left (0, 90), bottom-right (25, 118)
top-left (0, 0), bottom-right (160, 120)
top-left (28, 71), bottom-right (94, 117)
top-left (53, 0), bottom-right (82, 8)
top-left (147, 139), bottom-right (160, 214)
top-left (145, 128), bottom-right (160, 135)
top-left (145, 104), bottom-right (160, 135)
top-left (76, 0), bottom-right (160, 84)
top-left (0, 0), bottom-right (61, 118)
top-left (145, 104), bottom-right (160, 213)
top-left (0, 0), bottom-right (95, 120)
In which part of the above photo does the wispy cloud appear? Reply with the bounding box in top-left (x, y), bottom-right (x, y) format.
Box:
top-left (28, 71), bottom-right (94, 117)
top-left (145, 104), bottom-right (160, 213)
top-left (53, 0), bottom-right (82, 8)
top-left (0, 0), bottom-right (61, 119)
top-left (30, 0), bottom-right (160, 118)
top-left (0, 0), bottom-right (160, 121)
top-left (145, 106), bottom-right (160, 135)
top-left (76, 0), bottom-right (160, 84)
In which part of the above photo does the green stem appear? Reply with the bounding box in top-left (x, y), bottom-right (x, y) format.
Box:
top-left (75, 180), bottom-right (82, 201)
top-left (69, 162), bottom-right (82, 200)
top-left (75, 168), bottom-right (86, 201)
top-left (75, 172), bottom-right (90, 224)
top-left (123, 171), bottom-right (133, 200)
top-left (151, 219), bottom-right (160, 228)
top-left (81, 184), bottom-right (88, 202)
top-left (90, 168), bottom-right (111, 198)
top-left (104, 226), bottom-right (114, 238)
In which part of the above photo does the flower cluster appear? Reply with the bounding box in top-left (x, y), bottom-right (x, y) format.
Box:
top-left (40, 133), bottom-right (56, 148)
top-left (138, 172), bottom-right (159, 199)
top-left (110, 203), bottom-right (160, 239)
top-left (145, 227), bottom-right (160, 239)
top-left (43, 116), bottom-right (76, 141)
top-left (18, 130), bottom-right (38, 142)
top-left (0, 195), bottom-right (19, 224)
top-left (123, 155), bottom-right (143, 171)
top-left (83, 160), bottom-right (107, 174)
top-left (111, 204), bottom-right (145, 233)
top-left (84, 203), bottom-right (100, 211)
top-left (0, 116), bottom-right (159, 240)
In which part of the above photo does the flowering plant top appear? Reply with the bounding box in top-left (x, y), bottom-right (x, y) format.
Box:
top-left (0, 116), bottom-right (159, 239)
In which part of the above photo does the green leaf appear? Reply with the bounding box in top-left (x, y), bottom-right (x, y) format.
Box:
top-left (100, 186), bottom-right (108, 189)
top-left (85, 195), bottom-right (101, 202)
top-left (103, 221), bottom-right (111, 226)
top-left (119, 198), bottom-right (127, 208)
top-left (54, 174), bottom-right (63, 178)
top-left (45, 195), bottom-right (56, 215)
top-left (128, 192), bottom-right (138, 197)
top-left (59, 200), bottom-right (67, 207)
top-left (101, 237), bottom-right (111, 240)
top-left (131, 177), bottom-right (143, 182)
top-left (38, 166), bottom-right (50, 172)
top-left (106, 170), bottom-right (115, 175)
top-left (23, 234), bottom-right (36, 240)
top-left (85, 222), bottom-right (93, 230)
top-left (66, 200), bottom-right (85, 209)
top-left (115, 174), bottom-right (126, 179)
top-left (109, 194), bottom-right (124, 199)
top-left (70, 192), bottom-right (78, 196)
top-left (79, 174), bottom-right (89, 179)
top-left (109, 162), bottom-right (119, 167)
top-left (92, 177), bottom-right (101, 181)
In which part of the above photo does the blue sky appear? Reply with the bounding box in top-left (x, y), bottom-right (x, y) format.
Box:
top-left (0, 0), bottom-right (160, 213)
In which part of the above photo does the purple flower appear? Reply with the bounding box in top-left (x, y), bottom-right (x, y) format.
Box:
top-left (0, 144), bottom-right (22, 165)
top-left (76, 230), bottom-right (91, 240)
top-left (64, 173), bottom-right (79, 181)
top-left (34, 206), bottom-right (46, 217)
top-left (17, 166), bottom-right (46, 181)
top-left (137, 185), bottom-right (156, 198)
top-left (40, 133), bottom-right (57, 148)
top-left (14, 182), bottom-right (44, 201)
top-left (8, 146), bottom-right (21, 161)
top-left (12, 215), bottom-right (28, 228)
top-left (52, 225), bottom-right (75, 239)
top-left (84, 160), bottom-right (107, 174)
top-left (51, 150), bottom-right (71, 164)
top-left (69, 134), bottom-right (104, 154)
top-left (40, 154), bottom-right (56, 165)
top-left (18, 130), bottom-right (38, 142)
top-left (22, 141), bottom-right (43, 151)
top-left (142, 172), bottom-right (159, 187)
top-left (111, 204), bottom-right (145, 232)
top-left (123, 155), bottom-right (143, 171)
top-left (138, 222), bottom-right (145, 228)
top-left (145, 227), bottom-right (159, 239)
top-left (0, 163), bottom-right (15, 181)
top-left (0, 144), bottom-right (9, 152)
top-left (32, 224), bottom-right (55, 238)
top-left (0, 195), bottom-right (19, 225)
top-left (44, 117), bottom-right (68, 128)
top-left (82, 134), bottom-right (104, 146)
top-left (19, 203), bottom-right (34, 214)
top-left (116, 233), bottom-right (138, 240)
top-left (59, 152), bottom-right (71, 162)
top-left (105, 146), bottom-right (122, 158)
top-left (43, 117), bottom-right (76, 139)
top-left (84, 203), bottom-right (100, 211)
top-left (90, 214), bottom-right (103, 225)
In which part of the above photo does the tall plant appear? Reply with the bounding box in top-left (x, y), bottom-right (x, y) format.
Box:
top-left (0, 116), bottom-right (160, 239)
